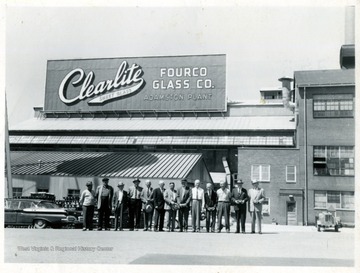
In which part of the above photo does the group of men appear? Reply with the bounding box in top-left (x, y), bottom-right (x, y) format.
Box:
top-left (79, 177), bottom-right (265, 234)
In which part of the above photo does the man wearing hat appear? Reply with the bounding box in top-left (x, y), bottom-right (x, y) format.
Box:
top-left (113, 181), bottom-right (128, 231)
top-left (248, 179), bottom-right (265, 234)
top-left (140, 180), bottom-right (154, 231)
top-left (79, 181), bottom-right (96, 231)
top-left (128, 178), bottom-right (143, 231)
top-left (177, 178), bottom-right (191, 232)
top-left (231, 179), bottom-right (249, 233)
top-left (204, 182), bottom-right (217, 233)
top-left (95, 178), bottom-right (114, 230)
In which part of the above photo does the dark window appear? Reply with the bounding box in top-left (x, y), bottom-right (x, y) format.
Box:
top-left (12, 187), bottom-right (23, 198)
top-left (68, 189), bottom-right (80, 198)
top-left (313, 146), bottom-right (354, 176)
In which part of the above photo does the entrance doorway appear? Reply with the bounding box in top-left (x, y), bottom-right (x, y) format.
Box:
top-left (286, 201), bottom-right (297, 225)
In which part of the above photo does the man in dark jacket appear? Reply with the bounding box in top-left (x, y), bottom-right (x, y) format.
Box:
top-left (151, 180), bottom-right (165, 232)
top-left (204, 182), bottom-right (217, 232)
top-left (231, 179), bottom-right (249, 233)
top-left (177, 178), bottom-right (191, 232)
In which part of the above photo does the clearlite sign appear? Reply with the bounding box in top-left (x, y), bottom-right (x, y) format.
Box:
top-left (44, 54), bottom-right (226, 112)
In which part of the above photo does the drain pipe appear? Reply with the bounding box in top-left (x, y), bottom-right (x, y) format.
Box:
top-left (304, 86), bottom-right (308, 226)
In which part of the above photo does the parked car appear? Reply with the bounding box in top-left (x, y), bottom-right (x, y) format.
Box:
top-left (4, 198), bottom-right (78, 229)
top-left (316, 210), bottom-right (341, 232)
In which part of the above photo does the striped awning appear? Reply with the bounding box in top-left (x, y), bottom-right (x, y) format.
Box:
top-left (10, 151), bottom-right (203, 179)
top-left (10, 116), bottom-right (296, 132)
top-left (9, 135), bottom-right (294, 146)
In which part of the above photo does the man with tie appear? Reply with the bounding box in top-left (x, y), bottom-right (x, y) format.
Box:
top-left (95, 177), bottom-right (114, 231)
top-left (113, 181), bottom-right (128, 231)
top-left (216, 180), bottom-right (231, 233)
top-left (164, 182), bottom-right (178, 232)
top-left (191, 179), bottom-right (205, 232)
top-left (231, 179), bottom-right (249, 233)
top-left (128, 178), bottom-right (143, 231)
top-left (140, 180), bottom-right (154, 231)
top-left (248, 179), bottom-right (266, 234)
top-left (177, 178), bottom-right (191, 232)
top-left (151, 180), bottom-right (166, 232)
top-left (204, 183), bottom-right (217, 233)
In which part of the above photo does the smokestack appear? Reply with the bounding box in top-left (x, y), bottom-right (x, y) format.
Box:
top-left (340, 6), bottom-right (355, 69)
top-left (344, 6), bottom-right (355, 44)
top-left (278, 77), bottom-right (295, 111)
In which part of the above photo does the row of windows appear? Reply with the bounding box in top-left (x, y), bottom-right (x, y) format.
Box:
top-left (250, 165), bottom-right (296, 182)
top-left (11, 188), bottom-right (80, 198)
top-left (313, 94), bottom-right (354, 118)
top-left (313, 146), bottom-right (354, 176)
top-left (314, 191), bottom-right (354, 210)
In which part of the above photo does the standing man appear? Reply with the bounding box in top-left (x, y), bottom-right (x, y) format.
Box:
top-left (191, 179), bottom-right (204, 232)
top-left (140, 180), bottom-right (154, 231)
top-left (216, 180), bottom-right (231, 233)
top-left (177, 178), bottom-right (191, 232)
top-left (248, 179), bottom-right (265, 234)
top-left (231, 179), bottom-right (249, 233)
top-left (204, 183), bottom-right (217, 233)
top-left (128, 178), bottom-right (143, 231)
top-left (164, 182), bottom-right (178, 232)
top-left (151, 180), bottom-right (166, 232)
top-left (79, 181), bottom-right (96, 231)
top-left (113, 181), bottom-right (128, 231)
top-left (95, 177), bottom-right (114, 231)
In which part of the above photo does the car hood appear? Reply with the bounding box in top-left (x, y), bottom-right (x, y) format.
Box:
top-left (23, 208), bottom-right (67, 214)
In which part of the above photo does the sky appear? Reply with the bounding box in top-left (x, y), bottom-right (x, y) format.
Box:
top-left (4, 1), bottom-right (353, 126)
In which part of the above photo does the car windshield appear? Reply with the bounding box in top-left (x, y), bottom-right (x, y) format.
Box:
top-left (35, 202), bottom-right (60, 209)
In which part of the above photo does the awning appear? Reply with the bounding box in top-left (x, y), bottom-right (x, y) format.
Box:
top-left (10, 151), bottom-right (203, 179)
top-left (10, 116), bottom-right (296, 132)
top-left (9, 135), bottom-right (294, 146)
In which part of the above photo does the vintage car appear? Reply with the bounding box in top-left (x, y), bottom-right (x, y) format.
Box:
top-left (316, 210), bottom-right (341, 232)
top-left (4, 198), bottom-right (77, 229)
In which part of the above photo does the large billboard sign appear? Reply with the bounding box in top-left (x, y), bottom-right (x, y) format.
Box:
top-left (44, 54), bottom-right (226, 112)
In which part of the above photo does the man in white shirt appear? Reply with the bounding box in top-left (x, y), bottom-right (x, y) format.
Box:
top-left (191, 179), bottom-right (205, 232)
top-left (216, 180), bottom-right (231, 233)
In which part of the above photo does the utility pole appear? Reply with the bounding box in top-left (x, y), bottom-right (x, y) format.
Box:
top-left (5, 94), bottom-right (13, 198)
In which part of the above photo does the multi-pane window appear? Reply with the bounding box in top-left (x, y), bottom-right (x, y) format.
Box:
top-left (286, 165), bottom-right (296, 182)
top-left (314, 191), bottom-right (354, 210)
top-left (251, 164), bottom-right (270, 182)
top-left (12, 187), bottom-right (23, 198)
top-left (68, 189), bottom-right (80, 198)
top-left (313, 146), bottom-right (354, 176)
top-left (313, 94), bottom-right (353, 117)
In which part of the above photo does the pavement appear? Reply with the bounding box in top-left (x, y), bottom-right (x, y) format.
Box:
top-left (3, 223), bottom-right (355, 268)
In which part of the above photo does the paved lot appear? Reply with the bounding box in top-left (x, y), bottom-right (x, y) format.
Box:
top-left (4, 224), bottom-right (355, 267)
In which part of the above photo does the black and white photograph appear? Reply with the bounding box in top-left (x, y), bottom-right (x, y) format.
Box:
top-left (1, 1), bottom-right (358, 273)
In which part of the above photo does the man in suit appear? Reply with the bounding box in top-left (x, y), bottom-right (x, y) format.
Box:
top-left (177, 178), bottom-right (191, 232)
top-left (128, 178), bottom-right (143, 231)
top-left (231, 179), bottom-right (249, 233)
top-left (113, 181), bottom-right (128, 231)
top-left (95, 177), bottom-right (114, 231)
top-left (140, 180), bottom-right (154, 231)
top-left (151, 180), bottom-right (166, 232)
top-left (191, 179), bottom-right (204, 232)
top-left (248, 179), bottom-right (266, 234)
top-left (204, 182), bottom-right (217, 233)
top-left (216, 180), bottom-right (231, 233)
top-left (164, 182), bottom-right (178, 232)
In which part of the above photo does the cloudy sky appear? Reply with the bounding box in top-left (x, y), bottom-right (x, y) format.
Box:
top-left (5, 1), bottom-right (351, 126)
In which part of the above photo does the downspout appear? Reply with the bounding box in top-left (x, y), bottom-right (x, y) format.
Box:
top-left (304, 86), bottom-right (308, 226)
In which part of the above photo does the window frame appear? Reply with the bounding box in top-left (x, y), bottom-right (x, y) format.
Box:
top-left (314, 190), bottom-right (354, 210)
top-left (313, 94), bottom-right (354, 118)
top-left (12, 187), bottom-right (23, 198)
top-left (286, 165), bottom-right (297, 183)
top-left (251, 164), bottom-right (271, 182)
top-left (67, 189), bottom-right (80, 198)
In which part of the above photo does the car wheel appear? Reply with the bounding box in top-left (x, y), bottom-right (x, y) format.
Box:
top-left (34, 219), bottom-right (48, 229)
